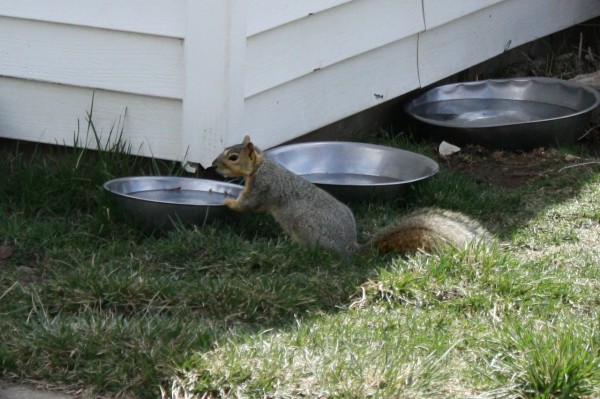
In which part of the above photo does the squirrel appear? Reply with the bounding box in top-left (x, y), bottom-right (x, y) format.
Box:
top-left (211, 136), bottom-right (491, 257)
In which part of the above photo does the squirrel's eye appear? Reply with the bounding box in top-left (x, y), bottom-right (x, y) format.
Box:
top-left (228, 154), bottom-right (239, 162)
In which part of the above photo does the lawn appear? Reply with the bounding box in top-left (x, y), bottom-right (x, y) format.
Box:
top-left (0, 124), bottom-right (599, 398)
top-left (3, 25), bottom-right (600, 396)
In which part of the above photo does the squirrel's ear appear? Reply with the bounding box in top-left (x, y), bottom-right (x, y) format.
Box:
top-left (242, 135), bottom-right (255, 157)
top-left (241, 135), bottom-right (258, 160)
top-left (246, 141), bottom-right (256, 159)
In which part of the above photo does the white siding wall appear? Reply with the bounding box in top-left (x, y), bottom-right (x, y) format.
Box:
top-left (0, 13), bottom-right (185, 160)
top-left (419, 0), bottom-right (600, 86)
top-left (0, 17), bottom-right (183, 98)
top-left (423, 0), bottom-right (504, 29)
top-left (0, 1), bottom-right (185, 37)
top-left (0, 0), bottom-right (599, 167)
top-left (244, 0), bottom-right (423, 149)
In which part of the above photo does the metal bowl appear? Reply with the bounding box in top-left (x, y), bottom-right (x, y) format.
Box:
top-left (265, 141), bottom-right (439, 202)
top-left (104, 176), bottom-right (242, 229)
top-left (404, 77), bottom-right (600, 150)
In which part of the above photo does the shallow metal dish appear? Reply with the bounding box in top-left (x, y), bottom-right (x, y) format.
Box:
top-left (405, 77), bottom-right (600, 150)
top-left (265, 141), bottom-right (438, 202)
top-left (104, 176), bottom-right (242, 229)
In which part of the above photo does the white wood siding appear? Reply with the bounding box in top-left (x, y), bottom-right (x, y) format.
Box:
top-left (419, 0), bottom-right (600, 86)
top-left (246, 0), bottom-right (423, 98)
top-left (423, 0), bottom-right (503, 29)
top-left (245, 36), bottom-right (420, 149)
top-left (0, 1), bottom-right (186, 38)
top-left (0, 78), bottom-right (182, 160)
top-left (1, 0), bottom-right (599, 167)
top-left (246, 0), bottom-right (352, 36)
top-left (0, 17), bottom-right (183, 98)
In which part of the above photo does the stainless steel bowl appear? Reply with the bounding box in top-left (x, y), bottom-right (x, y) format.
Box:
top-left (104, 176), bottom-right (242, 229)
top-left (265, 141), bottom-right (439, 202)
top-left (405, 77), bottom-right (600, 150)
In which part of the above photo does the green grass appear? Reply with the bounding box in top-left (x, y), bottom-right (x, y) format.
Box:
top-left (1, 124), bottom-right (600, 397)
top-left (480, 316), bottom-right (600, 399)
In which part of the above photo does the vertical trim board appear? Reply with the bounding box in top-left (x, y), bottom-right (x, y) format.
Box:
top-left (181, 0), bottom-right (247, 166)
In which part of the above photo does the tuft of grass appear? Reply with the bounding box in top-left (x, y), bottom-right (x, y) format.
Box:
top-left (478, 316), bottom-right (600, 399)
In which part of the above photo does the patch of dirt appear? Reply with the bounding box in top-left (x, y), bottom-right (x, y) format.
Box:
top-left (436, 143), bottom-right (600, 189)
top-left (0, 380), bottom-right (74, 399)
top-left (0, 244), bottom-right (13, 261)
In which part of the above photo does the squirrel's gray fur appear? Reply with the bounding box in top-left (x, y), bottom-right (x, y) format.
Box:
top-left (212, 136), bottom-right (491, 257)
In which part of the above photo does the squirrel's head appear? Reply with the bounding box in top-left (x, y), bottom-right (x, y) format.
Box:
top-left (212, 135), bottom-right (263, 178)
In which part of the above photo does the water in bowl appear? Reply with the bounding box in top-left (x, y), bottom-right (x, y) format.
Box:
top-left (128, 188), bottom-right (232, 205)
top-left (301, 173), bottom-right (401, 185)
top-left (413, 99), bottom-right (576, 127)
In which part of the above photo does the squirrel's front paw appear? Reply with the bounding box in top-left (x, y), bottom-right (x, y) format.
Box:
top-left (223, 198), bottom-right (238, 209)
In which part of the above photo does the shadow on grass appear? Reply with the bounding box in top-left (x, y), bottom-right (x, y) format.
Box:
top-left (0, 138), bottom-right (387, 397)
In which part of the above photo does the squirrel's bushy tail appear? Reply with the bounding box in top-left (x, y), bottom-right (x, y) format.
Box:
top-left (367, 208), bottom-right (492, 255)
